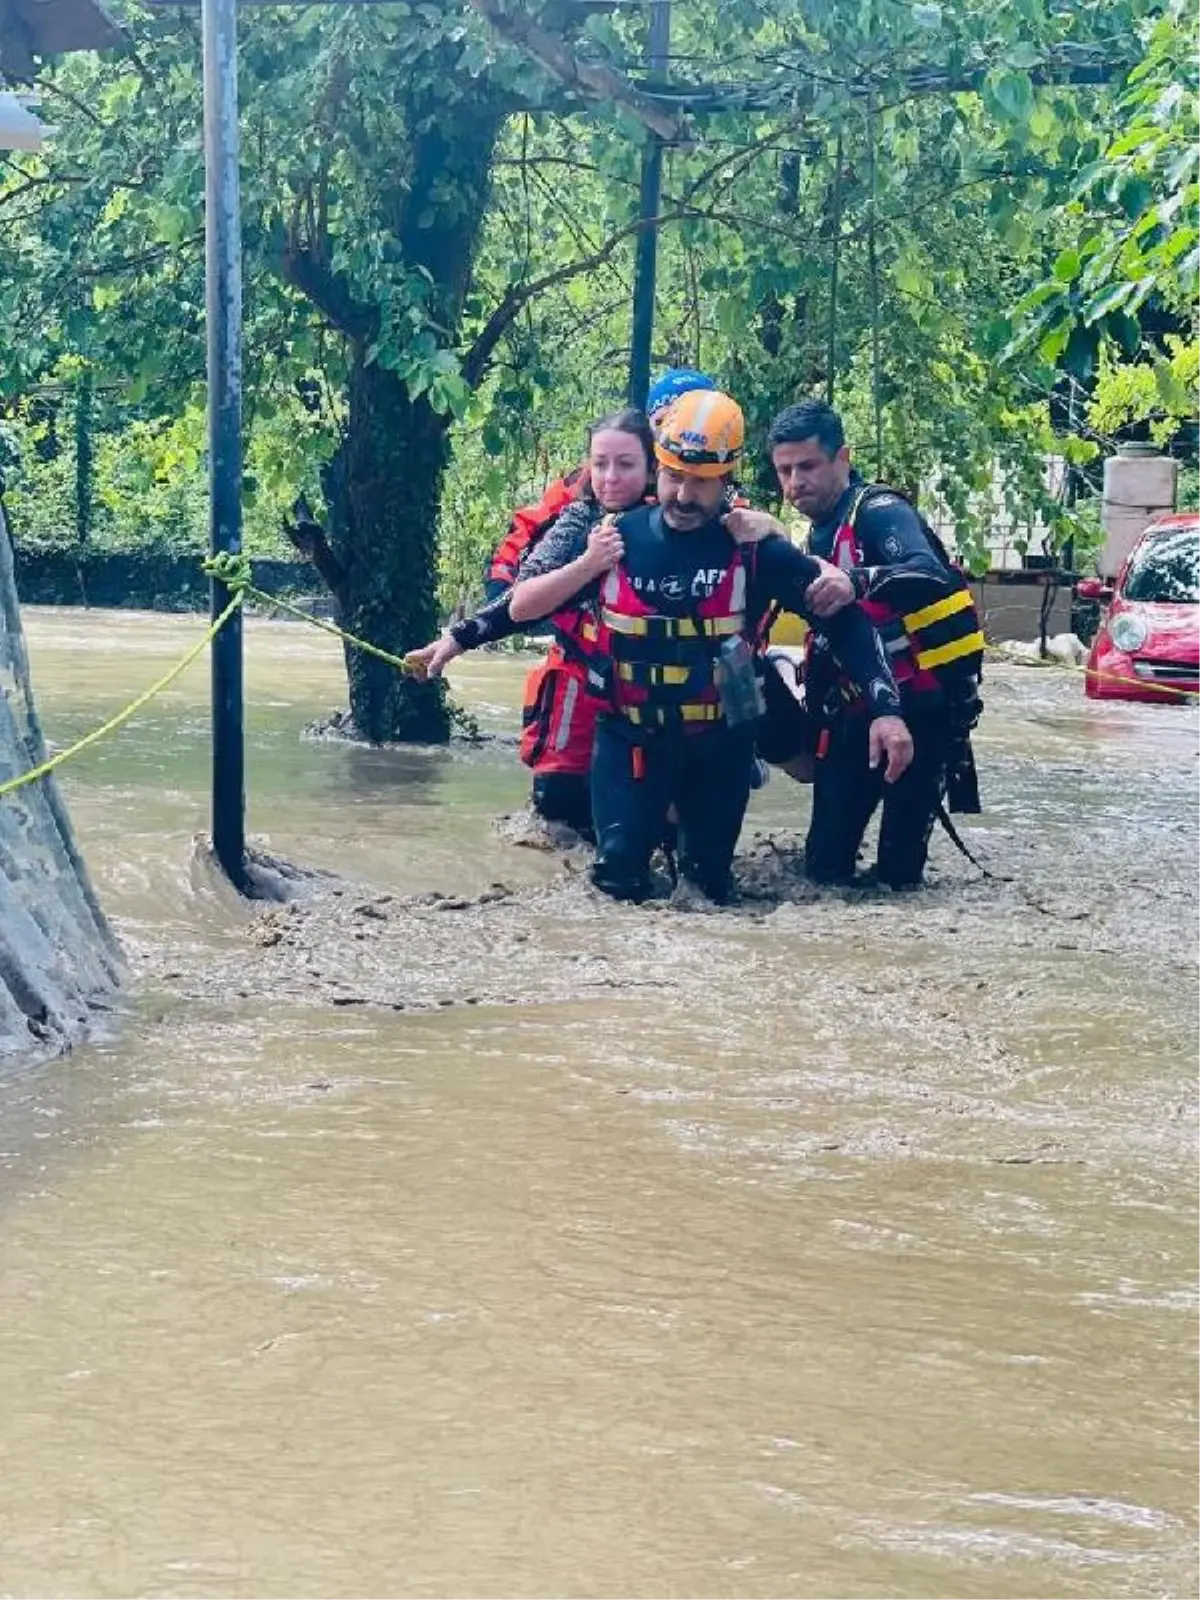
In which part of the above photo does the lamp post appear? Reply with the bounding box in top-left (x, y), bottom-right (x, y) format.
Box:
top-left (627, 0), bottom-right (671, 409)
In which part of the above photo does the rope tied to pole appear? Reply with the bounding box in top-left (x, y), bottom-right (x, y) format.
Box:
top-left (0, 556), bottom-right (429, 804)
top-left (201, 550), bottom-right (252, 590)
top-left (0, 589), bottom-right (245, 801)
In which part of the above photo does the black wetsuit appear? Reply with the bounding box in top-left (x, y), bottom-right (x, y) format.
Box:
top-left (803, 473), bottom-right (982, 888)
top-left (529, 502), bottom-right (902, 904)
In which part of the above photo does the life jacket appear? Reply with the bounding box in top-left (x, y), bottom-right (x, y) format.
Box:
top-left (518, 642), bottom-right (602, 775)
top-left (487, 468), bottom-right (585, 588)
top-left (570, 509), bottom-right (750, 728)
top-left (823, 486), bottom-right (984, 696)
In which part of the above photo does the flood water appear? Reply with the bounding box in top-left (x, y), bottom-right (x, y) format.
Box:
top-left (1, 606), bottom-right (1197, 1599)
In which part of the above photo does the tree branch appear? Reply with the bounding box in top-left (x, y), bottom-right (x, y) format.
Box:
top-left (283, 497), bottom-right (347, 598)
top-left (281, 239), bottom-right (376, 342)
top-left (31, 75), bottom-right (105, 128)
top-left (465, 0), bottom-right (688, 143)
top-left (0, 172), bottom-right (82, 208)
top-left (462, 204), bottom-right (688, 388)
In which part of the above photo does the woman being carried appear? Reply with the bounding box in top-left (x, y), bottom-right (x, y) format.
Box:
top-left (406, 409), bottom-right (657, 836)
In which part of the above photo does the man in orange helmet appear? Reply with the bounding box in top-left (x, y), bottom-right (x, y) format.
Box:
top-left (509, 390), bottom-right (912, 904)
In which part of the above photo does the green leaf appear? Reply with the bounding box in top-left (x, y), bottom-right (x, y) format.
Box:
top-left (1104, 311), bottom-right (1141, 360)
top-left (1180, 246), bottom-right (1200, 291)
top-left (1166, 145), bottom-right (1197, 192)
top-left (1037, 321), bottom-right (1071, 364)
top-left (1004, 42), bottom-right (1043, 70)
top-left (1153, 358), bottom-right (1191, 414)
top-left (1052, 248), bottom-right (1080, 283)
top-left (1118, 177), bottom-right (1154, 220)
top-left (1062, 323), bottom-right (1099, 380)
top-left (986, 69), bottom-right (1034, 124)
top-left (1080, 280), bottom-right (1139, 324)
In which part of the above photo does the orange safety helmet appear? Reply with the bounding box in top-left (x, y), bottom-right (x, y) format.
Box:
top-left (654, 389), bottom-right (745, 479)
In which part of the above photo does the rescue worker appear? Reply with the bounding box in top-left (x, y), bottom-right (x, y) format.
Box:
top-left (508, 390), bottom-right (912, 905)
top-left (728, 398), bottom-right (984, 888)
top-left (409, 368), bottom-right (716, 678)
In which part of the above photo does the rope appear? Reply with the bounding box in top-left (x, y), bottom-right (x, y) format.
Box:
top-left (204, 551), bottom-right (420, 677)
top-left (0, 590), bottom-right (244, 801)
top-left (245, 587), bottom-right (420, 675)
top-left (988, 646), bottom-right (1198, 701)
top-left (933, 804), bottom-right (1073, 919)
top-left (0, 553), bottom-right (424, 803)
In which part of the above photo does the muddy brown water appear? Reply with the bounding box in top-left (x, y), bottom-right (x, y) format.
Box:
top-left (1, 606), bottom-right (1197, 1600)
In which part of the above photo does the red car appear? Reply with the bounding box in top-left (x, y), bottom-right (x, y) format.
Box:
top-left (1078, 513), bottom-right (1200, 703)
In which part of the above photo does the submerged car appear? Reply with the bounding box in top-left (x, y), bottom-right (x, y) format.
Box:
top-left (1078, 513), bottom-right (1200, 702)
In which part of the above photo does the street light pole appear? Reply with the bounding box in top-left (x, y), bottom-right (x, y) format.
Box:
top-left (627, 0), bottom-right (671, 409)
top-left (202, 0), bottom-right (246, 889)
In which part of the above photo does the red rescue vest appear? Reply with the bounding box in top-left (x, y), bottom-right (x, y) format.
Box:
top-left (488, 469), bottom-right (585, 587)
top-left (824, 487), bottom-right (984, 695)
top-left (575, 554), bottom-right (749, 727)
top-left (518, 645), bottom-right (601, 775)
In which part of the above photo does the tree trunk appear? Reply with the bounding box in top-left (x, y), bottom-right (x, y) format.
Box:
top-left (332, 357), bottom-right (451, 743)
top-left (282, 69), bottom-right (508, 743)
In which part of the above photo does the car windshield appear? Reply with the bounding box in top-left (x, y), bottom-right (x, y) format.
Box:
top-left (1123, 530), bottom-right (1200, 604)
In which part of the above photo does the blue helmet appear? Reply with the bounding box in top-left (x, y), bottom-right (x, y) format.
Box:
top-left (645, 367), bottom-right (716, 417)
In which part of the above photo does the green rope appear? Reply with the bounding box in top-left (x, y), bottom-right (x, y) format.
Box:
top-left (241, 584), bottom-right (419, 675)
top-left (202, 550), bottom-right (252, 590)
top-left (204, 548), bottom-right (418, 674)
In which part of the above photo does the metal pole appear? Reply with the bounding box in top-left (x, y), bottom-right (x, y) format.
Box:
top-left (824, 128), bottom-right (843, 406)
top-left (202, 0), bottom-right (246, 888)
top-left (627, 0), bottom-right (671, 408)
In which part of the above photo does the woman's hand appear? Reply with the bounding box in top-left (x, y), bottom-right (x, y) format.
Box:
top-left (404, 633), bottom-right (463, 680)
top-left (579, 517), bottom-right (624, 578)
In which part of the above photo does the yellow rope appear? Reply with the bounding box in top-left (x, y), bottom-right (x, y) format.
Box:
top-left (0, 591), bottom-right (244, 801)
top-left (989, 647), bottom-right (1198, 701)
top-left (203, 550), bottom-right (419, 675)
top-left (242, 584), bottom-right (418, 675)
top-left (0, 553), bottom-right (422, 803)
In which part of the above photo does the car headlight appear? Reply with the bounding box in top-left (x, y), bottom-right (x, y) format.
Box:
top-left (1109, 613), bottom-right (1149, 653)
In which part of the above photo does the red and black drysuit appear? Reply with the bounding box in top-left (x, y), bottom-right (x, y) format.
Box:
top-left (794, 473), bottom-right (985, 888)
top-left (454, 481), bottom-right (617, 836)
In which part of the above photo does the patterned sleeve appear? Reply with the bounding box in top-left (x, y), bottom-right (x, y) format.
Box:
top-left (517, 501), bottom-right (598, 581)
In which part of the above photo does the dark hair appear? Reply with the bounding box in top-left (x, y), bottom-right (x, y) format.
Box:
top-left (766, 399), bottom-right (845, 457)
top-left (575, 407), bottom-right (656, 503)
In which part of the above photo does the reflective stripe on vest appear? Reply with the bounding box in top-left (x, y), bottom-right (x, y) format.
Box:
top-left (599, 608), bottom-right (743, 640)
top-left (592, 538), bottom-right (748, 723)
top-left (623, 702), bottom-right (723, 725)
top-left (829, 489), bottom-right (982, 692)
top-left (519, 653), bottom-right (599, 774)
top-left (553, 672), bottom-right (579, 752)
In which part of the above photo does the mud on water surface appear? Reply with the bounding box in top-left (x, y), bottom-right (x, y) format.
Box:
top-left (3, 610), bottom-right (1197, 1600)
top-left (149, 652), bottom-right (1198, 1178)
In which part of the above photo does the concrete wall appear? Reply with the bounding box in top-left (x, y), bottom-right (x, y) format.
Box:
top-left (11, 549), bottom-right (323, 611)
top-left (973, 574), bottom-right (1074, 644)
